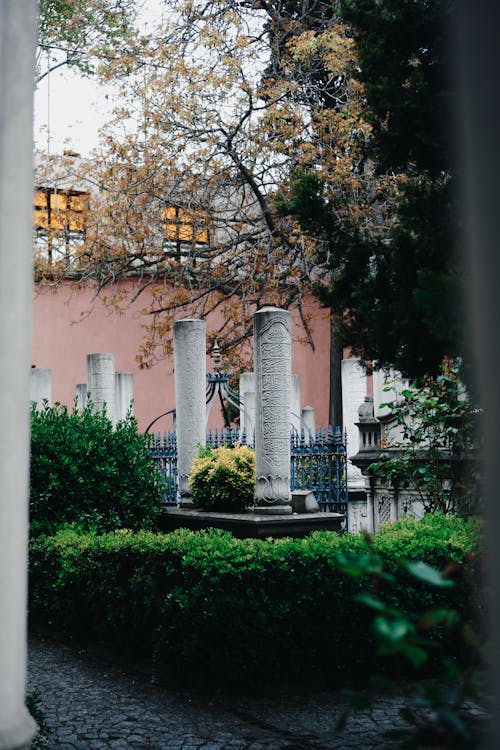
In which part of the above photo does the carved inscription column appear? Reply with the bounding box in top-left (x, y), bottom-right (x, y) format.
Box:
top-left (174, 319), bottom-right (206, 505)
top-left (254, 307), bottom-right (292, 514)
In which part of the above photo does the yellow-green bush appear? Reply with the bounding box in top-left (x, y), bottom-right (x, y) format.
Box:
top-left (189, 445), bottom-right (255, 512)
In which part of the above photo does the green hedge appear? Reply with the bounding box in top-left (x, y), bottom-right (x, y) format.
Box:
top-left (30, 402), bottom-right (164, 534)
top-left (29, 514), bottom-right (482, 688)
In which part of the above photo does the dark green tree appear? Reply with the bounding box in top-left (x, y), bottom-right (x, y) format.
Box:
top-left (280, 0), bottom-right (464, 382)
top-left (335, 0), bottom-right (463, 380)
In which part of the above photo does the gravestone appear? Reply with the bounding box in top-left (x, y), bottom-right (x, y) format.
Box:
top-left (75, 383), bottom-right (87, 410)
top-left (239, 371), bottom-right (255, 437)
top-left (174, 319), bottom-right (206, 505)
top-left (29, 367), bottom-right (52, 408)
top-left (301, 405), bottom-right (316, 444)
top-left (87, 353), bottom-right (115, 423)
top-left (115, 372), bottom-right (134, 422)
top-left (253, 307), bottom-right (292, 514)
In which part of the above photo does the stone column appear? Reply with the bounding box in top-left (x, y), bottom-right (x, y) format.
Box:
top-left (341, 359), bottom-right (368, 493)
top-left (254, 307), bottom-right (292, 515)
top-left (301, 405), bottom-right (316, 444)
top-left (29, 368), bottom-right (52, 409)
top-left (174, 319), bottom-right (206, 505)
top-left (291, 374), bottom-right (301, 436)
top-left (239, 372), bottom-right (256, 439)
top-left (240, 391), bottom-right (255, 442)
top-left (0, 2), bottom-right (38, 748)
top-left (87, 353), bottom-right (115, 424)
top-left (115, 372), bottom-right (134, 422)
top-left (75, 384), bottom-right (87, 410)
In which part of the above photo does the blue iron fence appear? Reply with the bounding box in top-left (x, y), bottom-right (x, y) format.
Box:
top-left (290, 427), bottom-right (348, 519)
top-left (147, 431), bottom-right (178, 504)
top-left (147, 426), bottom-right (348, 527)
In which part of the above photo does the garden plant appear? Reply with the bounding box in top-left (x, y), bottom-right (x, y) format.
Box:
top-left (189, 444), bottom-right (255, 512)
top-left (29, 513), bottom-right (482, 690)
top-left (30, 400), bottom-right (165, 535)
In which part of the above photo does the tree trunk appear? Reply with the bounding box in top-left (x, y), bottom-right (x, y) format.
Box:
top-left (329, 314), bottom-right (343, 430)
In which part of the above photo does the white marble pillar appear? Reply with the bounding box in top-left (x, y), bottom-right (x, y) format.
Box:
top-left (174, 319), bottom-right (206, 505)
top-left (254, 307), bottom-right (292, 514)
top-left (239, 372), bottom-right (256, 439)
top-left (241, 391), bottom-right (255, 442)
top-left (341, 358), bottom-right (368, 492)
top-left (75, 384), bottom-right (87, 410)
top-left (87, 353), bottom-right (115, 424)
top-left (0, 2), bottom-right (38, 748)
top-left (29, 368), bottom-right (52, 409)
top-left (115, 372), bottom-right (134, 422)
top-left (291, 374), bottom-right (301, 435)
top-left (301, 405), bottom-right (316, 444)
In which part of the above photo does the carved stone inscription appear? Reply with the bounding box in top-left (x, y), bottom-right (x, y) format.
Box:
top-left (259, 321), bottom-right (290, 470)
top-left (254, 308), bottom-right (292, 510)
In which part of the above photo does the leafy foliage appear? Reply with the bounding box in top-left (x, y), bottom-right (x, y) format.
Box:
top-left (37, 0), bottom-right (137, 83)
top-left (369, 364), bottom-right (481, 515)
top-left (337, 536), bottom-right (486, 749)
top-left (190, 445), bottom-right (255, 512)
top-left (29, 514), bottom-right (482, 688)
top-left (305, 0), bottom-right (463, 381)
top-left (34, 0), bottom-right (393, 384)
top-left (30, 401), bottom-right (164, 534)
top-left (26, 692), bottom-right (51, 750)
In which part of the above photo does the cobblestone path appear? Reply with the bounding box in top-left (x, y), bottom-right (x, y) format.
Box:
top-left (26, 633), bottom-right (427, 750)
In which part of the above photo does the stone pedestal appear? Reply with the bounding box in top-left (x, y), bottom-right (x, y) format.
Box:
top-left (253, 307), bottom-right (292, 515)
top-left (115, 372), bottom-right (134, 422)
top-left (174, 319), bottom-right (206, 505)
top-left (87, 353), bottom-right (115, 423)
top-left (0, 2), bottom-right (38, 748)
top-left (29, 368), bottom-right (51, 408)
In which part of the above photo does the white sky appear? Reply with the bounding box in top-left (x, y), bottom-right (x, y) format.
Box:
top-left (34, 69), bottom-right (114, 156)
top-left (34, 0), bottom-right (165, 157)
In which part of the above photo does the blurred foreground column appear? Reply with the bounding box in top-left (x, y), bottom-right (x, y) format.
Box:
top-left (0, 2), bottom-right (38, 748)
top-left (457, 5), bottom-right (500, 748)
top-left (254, 307), bottom-right (292, 514)
top-left (174, 319), bottom-right (206, 506)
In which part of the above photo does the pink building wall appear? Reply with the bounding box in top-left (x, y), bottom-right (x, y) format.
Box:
top-left (32, 281), bottom-right (333, 432)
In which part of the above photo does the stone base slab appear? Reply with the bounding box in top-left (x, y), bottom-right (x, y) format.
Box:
top-left (159, 507), bottom-right (344, 539)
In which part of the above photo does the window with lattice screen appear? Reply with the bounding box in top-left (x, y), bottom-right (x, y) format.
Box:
top-left (163, 205), bottom-right (209, 258)
top-left (34, 188), bottom-right (88, 264)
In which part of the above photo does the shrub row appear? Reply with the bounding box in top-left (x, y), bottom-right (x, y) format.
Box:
top-left (29, 513), bottom-right (482, 688)
top-left (30, 402), bottom-right (164, 535)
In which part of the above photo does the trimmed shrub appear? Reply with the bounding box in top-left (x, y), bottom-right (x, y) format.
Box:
top-left (189, 444), bottom-right (255, 512)
top-left (30, 401), bottom-right (164, 534)
top-left (29, 514), bottom-right (482, 688)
